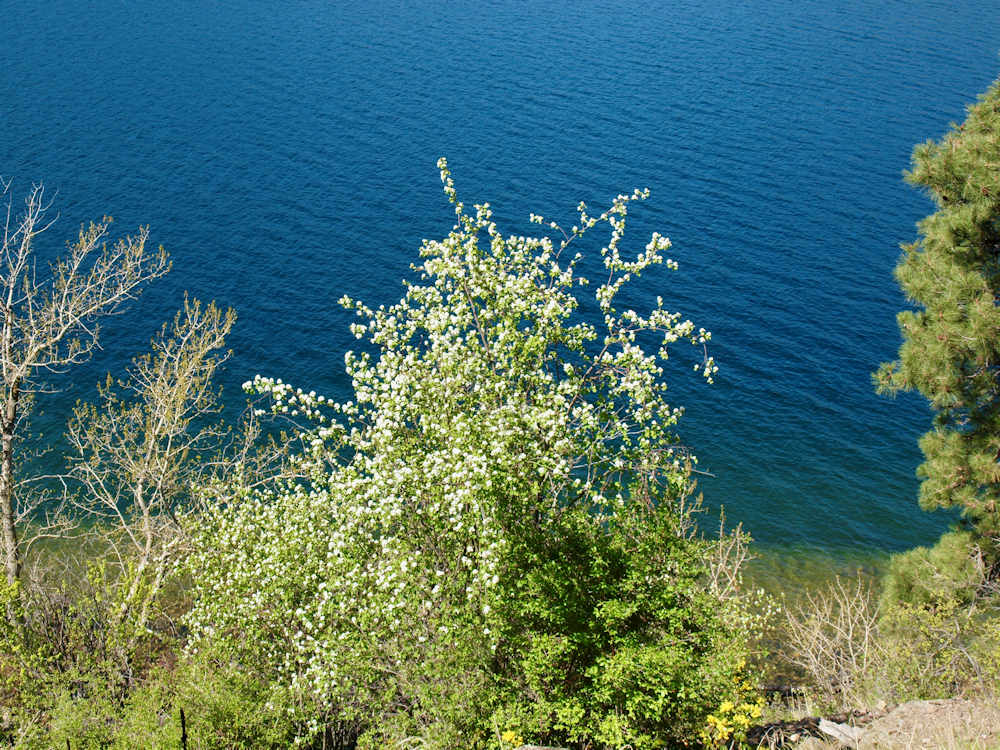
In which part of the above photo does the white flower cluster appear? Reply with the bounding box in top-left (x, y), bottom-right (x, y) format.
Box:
top-left (244, 375), bottom-right (330, 421)
top-left (184, 160), bottom-right (717, 741)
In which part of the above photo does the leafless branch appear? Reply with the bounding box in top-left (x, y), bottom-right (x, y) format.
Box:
top-left (0, 179), bottom-right (169, 596)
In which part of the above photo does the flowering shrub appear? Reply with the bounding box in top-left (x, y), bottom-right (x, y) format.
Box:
top-left (698, 664), bottom-right (765, 748)
top-left (184, 161), bottom-right (756, 748)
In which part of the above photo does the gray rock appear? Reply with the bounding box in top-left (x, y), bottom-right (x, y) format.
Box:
top-left (819, 717), bottom-right (865, 745)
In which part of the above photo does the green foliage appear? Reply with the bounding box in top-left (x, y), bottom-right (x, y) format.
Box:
top-left (185, 162), bottom-right (756, 748)
top-left (0, 557), bottom-right (160, 747)
top-left (880, 530), bottom-right (983, 608)
top-left (875, 76), bottom-right (1000, 552)
top-left (10, 649), bottom-right (302, 749)
top-left (0, 553), bottom-right (308, 749)
top-left (877, 594), bottom-right (1000, 702)
top-left (492, 498), bottom-right (755, 749)
top-left (111, 649), bottom-right (302, 750)
top-left (877, 531), bottom-right (1000, 703)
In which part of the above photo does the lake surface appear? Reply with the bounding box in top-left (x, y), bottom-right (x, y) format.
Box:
top-left (3, 0), bottom-right (999, 556)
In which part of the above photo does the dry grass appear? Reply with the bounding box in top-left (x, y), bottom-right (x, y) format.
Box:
top-left (860, 698), bottom-right (1000, 750)
top-left (784, 698), bottom-right (1000, 749)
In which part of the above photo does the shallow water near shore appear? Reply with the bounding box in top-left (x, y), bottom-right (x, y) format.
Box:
top-left (2, 0), bottom-right (999, 559)
top-left (747, 544), bottom-right (889, 601)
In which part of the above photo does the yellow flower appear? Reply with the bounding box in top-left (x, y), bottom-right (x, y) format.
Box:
top-left (501, 729), bottom-right (523, 746)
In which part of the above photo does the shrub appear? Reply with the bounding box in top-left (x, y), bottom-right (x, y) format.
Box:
top-left (109, 647), bottom-right (302, 750)
top-left (782, 574), bottom-right (883, 712)
top-left (185, 162), bottom-right (759, 747)
top-left (877, 533), bottom-right (1000, 702)
top-left (0, 548), bottom-right (182, 748)
top-left (880, 530), bottom-right (984, 608)
top-left (877, 596), bottom-right (1000, 701)
top-left (490, 495), bottom-right (757, 748)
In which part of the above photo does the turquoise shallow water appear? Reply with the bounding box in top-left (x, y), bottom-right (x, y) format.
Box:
top-left (2, 0), bottom-right (999, 554)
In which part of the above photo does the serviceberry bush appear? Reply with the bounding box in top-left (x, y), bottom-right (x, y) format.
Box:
top-left (184, 161), bottom-right (757, 749)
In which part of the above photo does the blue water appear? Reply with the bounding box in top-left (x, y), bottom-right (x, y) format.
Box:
top-left (2, 0), bottom-right (998, 553)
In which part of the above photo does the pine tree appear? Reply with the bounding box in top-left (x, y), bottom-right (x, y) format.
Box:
top-left (876, 78), bottom-right (1000, 555)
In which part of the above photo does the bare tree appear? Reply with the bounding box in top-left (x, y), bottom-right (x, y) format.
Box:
top-left (0, 179), bottom-right (170, 587)
top-left (66, 298), bottom-right (234, 640)
top-left (66, 297), bottom-right (296, 644)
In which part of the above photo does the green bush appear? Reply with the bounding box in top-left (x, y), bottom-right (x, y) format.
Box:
top-left (877, 595), bottom-right (1000, 701)
top-left (0, 554), bottom-right (177, 748)
top-left (5, 640), bottom-right (303, 749)
top-left (111, 649), bottom-right (302, 750)
top-left (880, 530), bottom-right (983, 608)
top-left (492, 499), bottom-right (755, 748)
top-left (877, 532), bottom-right (1000, 702)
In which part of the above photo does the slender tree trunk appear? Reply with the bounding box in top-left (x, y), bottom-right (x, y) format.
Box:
top-left (118, 481), bottom-right (151, 625)
top-left (1, 387), bottom-right (20, 587)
